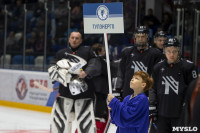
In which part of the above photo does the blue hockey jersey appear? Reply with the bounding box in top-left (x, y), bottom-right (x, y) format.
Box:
top-left (109, 93), bottom-right (149, 133)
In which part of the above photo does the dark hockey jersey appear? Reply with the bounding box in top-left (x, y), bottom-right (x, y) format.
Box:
top-left (149, 59), bottom-right (198, 118)
top-left (120, 46), bottom-right (162, 98)
top-left (50, 46), bottom-right (101, 100)
top-left (151, 45), bottom-right (166, 61)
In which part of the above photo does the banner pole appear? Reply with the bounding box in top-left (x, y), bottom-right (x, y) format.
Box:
top-left (104, 33), bottom-right (112, 94)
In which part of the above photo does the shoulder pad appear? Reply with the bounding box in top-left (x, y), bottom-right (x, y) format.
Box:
top-left (186, 60), bottom-right (194, 64)
top-left (121, 46), bottom-right (133, 53)
top-left (80, 46), bottom-right (91, 50)
top-left (149, 47), bottom-right (162, 53)
top-left (158, 59), bottom-right (165, 64)
top-left (182, 59), bottom-right (194, 65)
top-left (57, 48), bottom-right (68, 53)
top-left (181, 59), bottom-right (196, 70)
top-left (120, 46), bottom-right (134, 57)
top-left (82, 46), bottom-right (90, 48)
top-left (154, 59), bottom-right (165, 69)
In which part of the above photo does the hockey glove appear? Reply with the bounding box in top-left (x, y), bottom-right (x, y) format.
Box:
top-left (48, 65), bottom-right (72, 87)
top-left (149, 105), bottom-right (157, 122)
top-left (56, 59), bottom-right (71, 69)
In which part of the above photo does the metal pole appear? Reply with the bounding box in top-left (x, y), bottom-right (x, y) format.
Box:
top-left (103, 2), bottom-right (111, 133)
top-left (180, 8), bottom-right (184, 57)
top-left (103, 33), bottom-right (112, 133)
top-left (193, 9), bottom-right (197, 63)
top-left (176, 8), bottom-right (181, 39)
top-left (23, 4), bottom-right (27, 70)
top-left (3, 5), bottom-right (8, 68)
top-left (135, 0), bottom-right (139, 28)
top-left (104, 33), bottom-right (112, 94)
top-left (43, 1), bottom-right (48, 71)
top-left (193, 9), bottom-right (199, 66)
top-left (195, 10), bottom-right (199, 65)
top-left (67, 1), bottom-right (71, 47)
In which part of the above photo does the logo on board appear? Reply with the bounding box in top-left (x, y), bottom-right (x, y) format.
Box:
top-left (16, 75), bottom-right (28, 100)
top-left (96, 5), bottom-right (109, 21)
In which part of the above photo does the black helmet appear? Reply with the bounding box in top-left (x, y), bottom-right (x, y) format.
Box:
top-left (134, 26), bottom-right (149, 48)
top-left (134, 26), bottom-right (149, 35)
top-left (154, 31), bottom-right (167, 38)
top-left (164, 38), bottom-right (180, 48)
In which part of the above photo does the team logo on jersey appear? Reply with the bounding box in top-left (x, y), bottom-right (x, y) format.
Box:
top-left (96, 5), bottom-right (109, 21)
top-left (15, 75), bottom-right (28, 100)
top-left (161, 68), bottom-right (165, 72)
top-left (131, 53), bottom-right (135, 57)
top-left (131, 61), bottom-right (147, 72)
top-left (162, 76), bottom-right (179, 95)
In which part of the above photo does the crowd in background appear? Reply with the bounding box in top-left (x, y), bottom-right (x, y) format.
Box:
top-left (0, 0), bottom-right (198, 69)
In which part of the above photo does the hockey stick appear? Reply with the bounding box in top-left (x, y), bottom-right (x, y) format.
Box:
top-left (153, 122), bottom-right (157, 130)
top-left (103, 109), bottom-right (111, 133)
top-left (148, 118), bottom-right (153, 133)
top-left (33, 81), bottom-right (58, 92)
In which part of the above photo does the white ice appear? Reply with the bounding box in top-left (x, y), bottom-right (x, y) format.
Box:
top-left (0, 106), bottom-right (50, 132)
top-left (0, 106), bottom-right (117, 133)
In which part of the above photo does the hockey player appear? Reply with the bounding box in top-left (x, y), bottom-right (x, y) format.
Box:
top-left (107, 71), bottom-right (154, 133)
top-left (149, 37), bottom-right (198, 133)
top-left (152, 30), bottom-right (168, 61)
top-left (153, 30), bottom-right (167, 51)
top-left (49, 31), bottom-right (101, 133)
top-left (118, 26), bottom-right (162, 98)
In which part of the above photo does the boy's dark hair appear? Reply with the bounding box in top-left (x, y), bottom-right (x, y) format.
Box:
top-left (134, 71), bottom-right (154, 91)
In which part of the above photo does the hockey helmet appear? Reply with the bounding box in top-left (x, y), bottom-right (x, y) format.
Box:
top-left (69, 78), bottom-right (88, 95)
top-left (134, 26), bottom-right (149, 35)
top-left (164, 38), bottom-right (180, 48)
top-left (134, 26), bottom-right (149, 47)
top-left (154, 31), bottom-right (167, 38)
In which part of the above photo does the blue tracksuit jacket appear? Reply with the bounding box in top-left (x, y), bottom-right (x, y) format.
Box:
top-left (109, 93), bottom-right (149, 133)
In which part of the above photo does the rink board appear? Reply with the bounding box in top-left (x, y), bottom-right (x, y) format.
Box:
top-left (0, 69), bottom-right (57, 112)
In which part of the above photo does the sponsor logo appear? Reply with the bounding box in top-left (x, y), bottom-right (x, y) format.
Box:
top-left (29, 79), bottom-right (48, 89)
top-left (96, 5), bottom-right (109, 21)
top-left (16, 75), bottom-right (28, 100)
top-left (172, 126), bottom-right (198, 132)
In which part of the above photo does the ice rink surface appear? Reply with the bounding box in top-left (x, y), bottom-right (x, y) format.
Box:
top-left (0, 106), bottom-right (117, 133)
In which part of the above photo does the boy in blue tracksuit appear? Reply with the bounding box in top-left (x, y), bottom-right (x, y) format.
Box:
top-left (107, 71), bottom-right (153, 133)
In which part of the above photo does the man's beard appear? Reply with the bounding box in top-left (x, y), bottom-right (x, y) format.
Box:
top-left (135, 42), bottom-right (147, 47)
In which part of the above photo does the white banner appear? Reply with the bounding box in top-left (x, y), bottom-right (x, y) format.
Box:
top-left (83, 3), bottom-right (124, 34)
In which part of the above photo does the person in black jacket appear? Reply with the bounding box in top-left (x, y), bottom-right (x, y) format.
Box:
top-left (118, 26), bottom-right (162, 98)
top-left (179, 76), bottom-right (200, 132)
top-left (149, 37), bottom-right (198, 133)
top-left (49, 31), bottom-right (101, 133)
top-left (152, 31), bottom-right (168, 61)
top-left (91, 43), bottom-right (109, 133)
